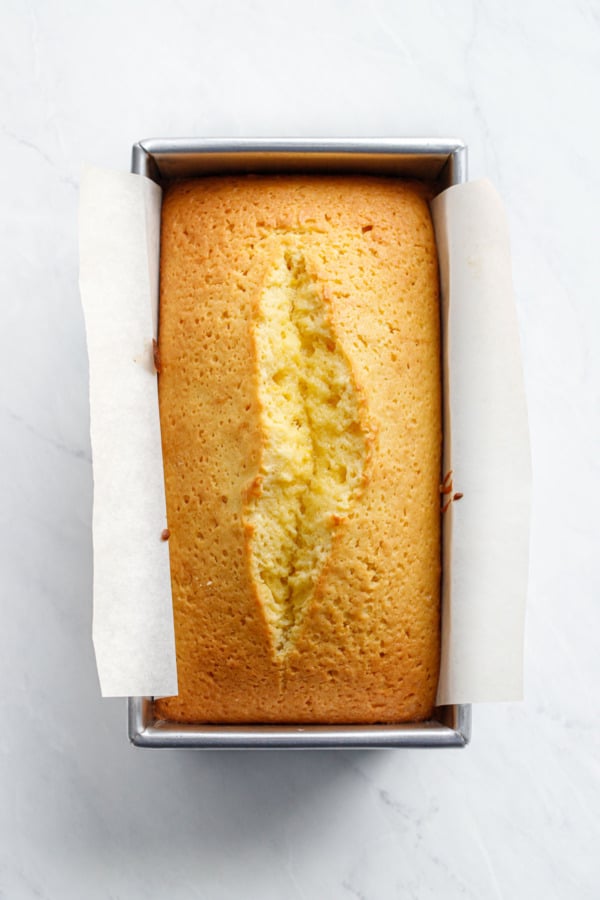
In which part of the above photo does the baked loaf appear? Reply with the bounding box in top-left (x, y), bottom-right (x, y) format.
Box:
top-left (155, 175), bottom-right (441, 724)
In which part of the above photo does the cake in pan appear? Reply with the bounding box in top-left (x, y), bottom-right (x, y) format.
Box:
top-left (154, 175), bottom-right (441, 723)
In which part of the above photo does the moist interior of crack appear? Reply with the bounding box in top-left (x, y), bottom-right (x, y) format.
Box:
top-left (247, 249), bottom-right (367, 655)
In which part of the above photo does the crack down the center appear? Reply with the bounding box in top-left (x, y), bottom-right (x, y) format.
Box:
top-left (246, 250), bottom-right (368, 655)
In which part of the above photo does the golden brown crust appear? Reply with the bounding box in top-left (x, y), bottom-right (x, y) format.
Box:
top-left (155, 175), bottom-right (441, 724)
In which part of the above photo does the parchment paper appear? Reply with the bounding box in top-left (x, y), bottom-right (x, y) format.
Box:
top-left (79, 167), bottom-right (177, 698)
top-left (79, 169), bottom-right (530, 704)
top-left (432, 178), bottom-right (531, 704)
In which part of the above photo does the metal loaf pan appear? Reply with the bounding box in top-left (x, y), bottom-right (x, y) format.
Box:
top-left (129, 137), bottom-right (471, 749)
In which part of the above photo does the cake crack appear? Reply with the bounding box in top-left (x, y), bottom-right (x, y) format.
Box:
top-left (245, 249), bottom-right (368, 655)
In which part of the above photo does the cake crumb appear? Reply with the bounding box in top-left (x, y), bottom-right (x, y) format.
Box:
top-left (153, 339), bottom-right (162, 373)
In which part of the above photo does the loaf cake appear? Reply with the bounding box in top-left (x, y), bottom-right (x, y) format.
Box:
top-left (154, 175), bottom-right (441, 724)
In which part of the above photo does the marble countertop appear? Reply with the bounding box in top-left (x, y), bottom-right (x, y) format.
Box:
top-left (2, 1), bottom-right (598, 897)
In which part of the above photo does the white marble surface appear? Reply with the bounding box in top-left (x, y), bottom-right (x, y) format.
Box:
top-left (1, 1), bottom-right (599, 897)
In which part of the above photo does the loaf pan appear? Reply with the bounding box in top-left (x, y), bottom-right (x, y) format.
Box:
top-left (129, 137), bottom-right (471, 750)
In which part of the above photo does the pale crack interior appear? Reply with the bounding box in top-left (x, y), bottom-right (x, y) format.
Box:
top-left (247, 250), bottom-right (368, 655)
